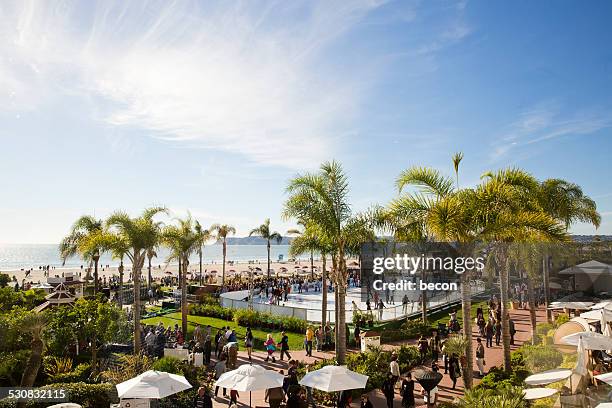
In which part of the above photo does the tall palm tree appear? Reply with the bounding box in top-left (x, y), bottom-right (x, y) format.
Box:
top-left (146, 248), bottom-right (157, 291)
top-left (537, 179), bottom-right (601, 321)
top-left (249, 219), bottom-right (283, 280)
top-left (194, 221), bottom-right (210, 285)
top-left (288, 223), bottom-right (333, 325)
top-left (20, 312), bottom-right (47, 387)
top-left (59, 216), bottom-right (104, 294)
top-left (163, 214), bottom-right (203, 335)
top-left (107, 234), bottom-right (130, 307)
top-left (452, 151), bottom-right (464, 189)
top-left (210, 224), bottom-right (236, 287)
top-left (284, 161), bottom-right (373, 364)
top-left (478, 169), bottom-right (569, 371)
top-left (106, 207), bottom-right (167, 354)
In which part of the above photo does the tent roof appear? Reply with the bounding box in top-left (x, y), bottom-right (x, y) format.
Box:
top-left (559, 260), bottom-right (611, 275)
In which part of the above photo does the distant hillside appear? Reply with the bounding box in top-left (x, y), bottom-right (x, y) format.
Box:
top-left (572, 235), bottom-right (612, 243)
top-left (221, 236), bottom-right (294, 245)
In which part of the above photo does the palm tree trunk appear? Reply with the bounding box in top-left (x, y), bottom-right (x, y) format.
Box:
top-left (499, 252), bottom-right (512, 372)
top-left (118, 260), bottom-right (124, 308)
top-left (199, 247), bottom-right (203, 286)
top-left (267, 240), bottom-right (271, 281)
top-left (181, 257), bottom-right (189, 335)
top-left (93, 256), bottom-right (99, 295)
top-left (543, 253), bottom-right (552, 323)
top-left (336, 249), bottom-right (348, 365)
top-left (148, 256), bottom-right (152, 290)
top-left (460, 272), bottom-right (474, 389)
top-left (310, 250), bottom-right (314, 279)
top-left (222, 240), bottom-right (227, 287)
top-left (133, 256), bottom-right (142, 355)
top-left (20, 337), bottom-right (43, 387)
top-left (321, 254), bottom-right (327, 327)
top-left (526, 275), bottom-right (538, 345)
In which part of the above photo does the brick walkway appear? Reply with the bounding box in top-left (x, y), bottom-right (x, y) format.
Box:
top-left (210, 307), bottom-right (547, 407)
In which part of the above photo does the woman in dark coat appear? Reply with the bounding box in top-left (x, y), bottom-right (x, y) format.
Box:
top-left (400, 372), bottom-right (415, 408)
top-left (448, 354), bottom-right (461, 389)
top-left (382, 375), bottom-right (395, 408)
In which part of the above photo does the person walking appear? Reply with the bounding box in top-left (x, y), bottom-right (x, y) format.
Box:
top-left (382, 375), bottom-right (395, 408)
top-left (390, 354), bottom-right (400, 384)
top-left (485, 320), bottom-right (494, 348)
top-left (475, 337), bottom-right (486, 377)
top-left (265, 386), bottom-right (285, 408)
top-left (228, 389), bottom-right (239, 407)
top-left (245, 326), bottom-right (254, 361)
top-left (214, 355), bottom-right (227, 398)
top-left (305, 326), bottom-right (314, 357)
top-left (193, 386), bottom-right (213, 408)
top-left (418, 335), bottom-right (429, 362)
top-left (448, 354), bottom-right (461, 389)
top-left (400, 372), bottom-right (415, 408)
top-left (279, 331), bottom-right (292, 361)
top-left (429, 330), bottom-right (441, 361)
top-left (360, 394), bottom-right (373, 408)
top-left (264, 333), bottom-right (277, 362)
top-left (509, 318), bottom-right (516, 345)
top-left (494, 319), bottom-right (502, 346)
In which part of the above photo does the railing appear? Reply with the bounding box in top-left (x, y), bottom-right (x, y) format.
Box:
top-left (220, 281), bottom-right (487, 323)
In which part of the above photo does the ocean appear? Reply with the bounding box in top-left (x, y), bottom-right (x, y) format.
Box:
top-left (0, 243), bottom-right (297, 270)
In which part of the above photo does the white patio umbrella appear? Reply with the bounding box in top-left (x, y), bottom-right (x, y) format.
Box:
top-left (524, 369), bottom-right (572, 385)
top-left (562, 331), bottom-right (612, 350)
top-left (116, 370), bottom-right (192, 399)
top-left (590, 301), bottom-right (612, 310)
top-left (299, 365), bottom-right (368, 392)
top-left (594, 372), bottom-right (612, 386)
top-left (215, 364), bottom-right (284, 407)
top-left (523, 387), bottom-right (558, 400)
top-left (595, 404), bottom-right (612, 408)
top-left (47, 404), bottom-right (82, 408)
top-left (549, 301), bottom-right (594, 310)
top-left (580, 309), bottom-right (604, 321)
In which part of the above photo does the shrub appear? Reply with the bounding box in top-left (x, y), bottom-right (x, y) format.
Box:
top-left (46, 363), bottom-right (91, 384)
top-left (0, 350), bottom-right (30, 386)
top-left (152, 356), bottom-right (184, 374)
top-left (401, 319), bottom-right (431, 338)
top-left (521, 344), bottom-right (563, 372)
top-left (43, 356), bottom-right (73, 377)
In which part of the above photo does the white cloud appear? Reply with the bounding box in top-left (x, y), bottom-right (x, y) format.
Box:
top-left (490, 102), bottom-right (612, 161)
top-left (0, 0), bottom-right (384, 168)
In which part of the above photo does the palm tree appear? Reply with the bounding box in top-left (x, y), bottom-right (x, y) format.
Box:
top-left (284, 161), bottom-right (374, 364)
top-left (452, 151), bottom-right (464, 189)
top-left (249, 219), bottom-right (283, 280)
top-left (288, 223), bottom-right (334, 325)
top-left (210, 224), bottom-right (236, 287)
top-left (59, 216), bottom-right (104, 294)
top-left (162, 214), bottom-right (203, 335)
top-left (108, 234), bottom-right (130, 307)
top-left (194, 221), bottom-right (210, 285)
top-left (106, 207), bottom-right (167, 354)
top-left (20, 312), bottom-right (47, 387)
top-left (146, 248), bottom-right (157, 291)
top-left (537, 179), bottom-right (601, 321)
top-left (478, 169), bottom-right (569, 371)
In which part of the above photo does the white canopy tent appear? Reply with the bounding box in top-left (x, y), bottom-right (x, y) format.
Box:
top-left (594, 372), bottom-right (612, 386)
top-left (116, 370), bottom-right (192, 399)
top-left (562, 331), bottom-right (612, 350)
top-left (215, 364), bottom-right (284, 407)
top-left (299, 365), bottom-right (368, 392)
top-left (558, 260), bottom-right (612, 293)
top-left (523, 387), bottom-right (558, 400)
top-left (524, 369), bottom-right (572, 386)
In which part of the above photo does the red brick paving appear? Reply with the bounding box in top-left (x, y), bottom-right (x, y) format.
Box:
top-left (209, 307), bottom-right (547, 407)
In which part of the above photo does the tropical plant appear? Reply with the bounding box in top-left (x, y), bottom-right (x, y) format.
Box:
top-left (20, 312), bottom-right (47, 387)
top-left (43, 356), bottom-right (73, 377)
top-left (452, 386), bottom-right (527, 408)
top-left (194, 221), bottom-right (210, 285)
top-left (100, 354), bottom-right (153, 383)
top-left (283, 161), bottom-right (374, 364)
top-left (443, 334), bottom-right (468, 357)
top-left (209, 224), bottom-right (236, 286)
top-left (59, 216), bottom-right (104, 294)
top-left (249, 218), bottom-right (283, 280)
top-left (162, 214), bottom-right (203, 335)
top-left (106, 207), bottom-right (167, 354)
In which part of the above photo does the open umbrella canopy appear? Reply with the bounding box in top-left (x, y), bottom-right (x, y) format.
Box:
top-left (414, 369), bottom-right (443, 392)
top-left (590, 301), bottom-right (612, 310)
top-left (595, 403), bottom-right (612, 408)
top-left (595, 372), bottom-right (612, 386)
top-left (525, 369), bottom-right (572, 385)
top-left (580, 309), bottom-right (605, 321)
top-left (299, 365), bottom-right (368, 392)
top-left (561, 331), bottom-right (612, 350)
top-left (116, 370), bottom-right (192, 399)
top-left (215, 364), bottom-right (284, 392)
top-left (549, 301), bottom-right (594, 310)
top-left (47, 404), bottom-right (82, 408)
top-left (523, 387), bottom-right (558, 400)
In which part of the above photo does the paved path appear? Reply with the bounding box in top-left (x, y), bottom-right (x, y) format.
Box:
top-left (209, 306), bottom-right (547, 407)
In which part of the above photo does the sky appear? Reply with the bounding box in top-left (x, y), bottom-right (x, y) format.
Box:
top-left (1, 0), bottom-right (611, 244)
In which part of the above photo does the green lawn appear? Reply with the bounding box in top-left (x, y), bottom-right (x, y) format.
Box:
top-left (427, 301), bottom-right (489, 328)
top-left (141, 312), bottom-right (305, 350)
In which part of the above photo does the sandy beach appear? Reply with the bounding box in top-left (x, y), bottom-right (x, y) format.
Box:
top-left (2, 258), bottom-right (336, 285)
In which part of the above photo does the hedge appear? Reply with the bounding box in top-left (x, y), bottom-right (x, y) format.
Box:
top-left (188, 304), bottom-right (307, 333)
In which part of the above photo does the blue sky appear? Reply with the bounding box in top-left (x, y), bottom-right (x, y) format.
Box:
top-left (1, 0), bottom-right (611, 244)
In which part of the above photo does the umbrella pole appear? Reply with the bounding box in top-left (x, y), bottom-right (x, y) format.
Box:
top-left (250, 390), bottom-right (252, 408)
